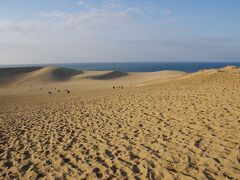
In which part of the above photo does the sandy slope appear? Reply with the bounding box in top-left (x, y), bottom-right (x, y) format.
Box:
top-left (0, 66), bottom-right (239, 179)
top-left (0, 67), bottom-right (185, 96)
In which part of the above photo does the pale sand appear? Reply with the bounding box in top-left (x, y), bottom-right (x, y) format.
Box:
top-left (0, 66), bottom-right (239, 179)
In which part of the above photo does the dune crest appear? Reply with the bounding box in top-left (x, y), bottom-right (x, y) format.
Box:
top-left (0, 67), bottom-right (42, 85)
top-left (90, 71), bottom-right (128, 80)
top-left (0, 67), bottom-right (83, 86)
top-left (31, 67), bottom-right (83, 81)
top-left (0, 67), bottom-right (186, 93)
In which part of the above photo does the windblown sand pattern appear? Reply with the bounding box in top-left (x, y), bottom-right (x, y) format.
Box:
top-left (0, 67), bottom-right (239, 179)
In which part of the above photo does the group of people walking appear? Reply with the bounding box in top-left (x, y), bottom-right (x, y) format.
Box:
top-left (113, 86), bottom-right (124, 89)
top-left (48, 88), bottom-right (70, 95)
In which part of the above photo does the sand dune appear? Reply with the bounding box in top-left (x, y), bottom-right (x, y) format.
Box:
top-left (0, 67), bottom-right (42, 78)
top-left (0, 67), bottom-right (42, 85)
top-left (0, 66), bottom-right (185, 96)
top-left (16, 67), bottom-right (83, 83)
top-left (0, 67), bottom-right (83, 85)
top-left (0, 67), bottom-right (183, 86)
top-left (39, 67), bottom-right (83, 81)
top-left (0, 66), bottom-right (239, 179)
top-left (90, 71), bottom-right (128, 80)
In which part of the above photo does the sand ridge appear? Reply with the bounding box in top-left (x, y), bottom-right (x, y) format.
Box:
top-left (0, 66), bottom-right (239, 179)
top-left (0, 66), bottom-right (186, 96)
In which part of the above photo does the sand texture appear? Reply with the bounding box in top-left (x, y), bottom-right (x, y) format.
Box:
top-left (0, 66), bottom-right (240, 179)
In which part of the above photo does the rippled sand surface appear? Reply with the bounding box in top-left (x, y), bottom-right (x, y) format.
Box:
top-left (0, 67), bottom-right (240, 179)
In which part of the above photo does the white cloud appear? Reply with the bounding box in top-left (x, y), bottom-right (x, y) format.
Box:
top-left (77, 0), bottom-right (90, 8)
top-left (0, 2), bottom-right (175, 37)
top-left (77, 1), bottom-right (85, 6)
top-left (1, 1), bottom-right (237, 64)
top-left (101, 0), bottom-right (122, 9)
top-left (0, 11), bottom-right (128, 36)
top-left (163, 10), bottom-right (172, 16)
top-left (0, 1), bottom-right (148, 38)
top-left (0, 19), bottom-right (49, 35)
top-left (39, 11), bottom-right (67, 18)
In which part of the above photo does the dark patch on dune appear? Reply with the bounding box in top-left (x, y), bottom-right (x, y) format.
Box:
top-left (92, 71), bottom-right (128, 80)
top-left (0, 67), bottom-right (42, 78)
top-left (0, 67), bottom-right (83, 86)
top-left (51, 68), bottom-right (83, 81)
top-left (0, 67), bottom-right (43, 85)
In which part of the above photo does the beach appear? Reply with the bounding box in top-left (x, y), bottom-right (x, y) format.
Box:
top-left (0, 66), bottom-right (239, 179)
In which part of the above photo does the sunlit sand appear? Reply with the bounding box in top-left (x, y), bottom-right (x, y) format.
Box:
top-left (0, 66), bottom-right (239, 179)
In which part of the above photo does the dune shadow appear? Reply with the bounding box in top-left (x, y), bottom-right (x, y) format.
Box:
top-left (91, 71), bottom-right (128, 80)
top-left (51, 68), bottom-right (83, 81)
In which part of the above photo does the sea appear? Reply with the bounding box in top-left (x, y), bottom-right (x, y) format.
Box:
top-left (1, 62), bottom-right (240, 73)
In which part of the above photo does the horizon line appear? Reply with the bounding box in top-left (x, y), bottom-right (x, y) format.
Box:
top-left (1, 60), bottom-right (240, 66)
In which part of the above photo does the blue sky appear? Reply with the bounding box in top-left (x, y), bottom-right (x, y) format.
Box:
top-left (0, 0), bottom-right (240, 64)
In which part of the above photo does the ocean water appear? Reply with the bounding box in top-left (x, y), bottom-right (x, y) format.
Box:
top-left (1, 62), bottom-right (240, 73)
top-left (56, 62), bottom-right (240, 73)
